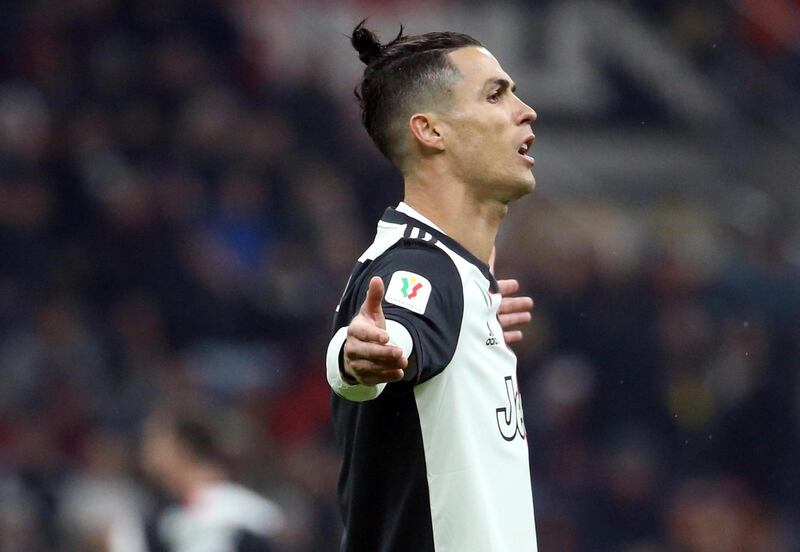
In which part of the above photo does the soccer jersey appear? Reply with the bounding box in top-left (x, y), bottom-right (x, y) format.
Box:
top-left (327, 203), bottom-right (537, 552)
top-left (108, 482), bottom-right (285, 552)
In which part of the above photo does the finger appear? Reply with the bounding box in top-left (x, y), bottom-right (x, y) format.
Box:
top-left (347, 361), bottom-right (405, 384)
top-left (360, 276), bottom-right (385, 317)
top-left (498, 296), bottom-right (534, 315)
top-left (361, 356), bottom-right (409, 370)
top-left (348, 317), bottom-right (390, 344)
top-left (357, 370), bottom-right (405, 385)
top-left (349, 359), bottom-right (407, 375)
top-left (497, 279), bottom-right (519, 296)
top-left (345, 342), bottom-right (404, 361)
top-left (498, 311), bottom-right (532, 329)
top-left (503, 330), bottom-right (523, 343)
top-left (346, 355), bottom-right (408, 372)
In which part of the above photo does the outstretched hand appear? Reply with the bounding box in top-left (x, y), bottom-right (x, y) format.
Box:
top-left (342, 277), bottom-right (408, 385)
top-left (490, 246), bottom-right (534, 344)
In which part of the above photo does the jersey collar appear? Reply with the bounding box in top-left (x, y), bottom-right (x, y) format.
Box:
top-left (381, 204), bottom-right (496, 288)
top-left (396, 202), bottom-right (446, 233)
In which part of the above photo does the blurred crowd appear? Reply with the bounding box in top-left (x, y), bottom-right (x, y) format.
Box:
top-left (0, 1), bottom-right (799, 551)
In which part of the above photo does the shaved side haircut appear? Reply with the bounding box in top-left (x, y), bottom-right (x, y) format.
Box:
top-left (351, 20), bottom-right (481, 168)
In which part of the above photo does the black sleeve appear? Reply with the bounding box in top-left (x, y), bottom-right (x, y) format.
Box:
top-left (353, 240), bottom-right (463, 384)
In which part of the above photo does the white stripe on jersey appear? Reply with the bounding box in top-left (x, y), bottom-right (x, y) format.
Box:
top-left (414, 240), bottom-right (538, 552)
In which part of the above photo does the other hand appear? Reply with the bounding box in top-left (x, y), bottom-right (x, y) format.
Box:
top-left (490, 247), bottom-right (534, 344)
top-left (496, 279), bottom-right (534, 344)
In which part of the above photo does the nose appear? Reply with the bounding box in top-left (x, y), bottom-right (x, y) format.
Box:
top-left (517, 98), bottom-right (537, 126)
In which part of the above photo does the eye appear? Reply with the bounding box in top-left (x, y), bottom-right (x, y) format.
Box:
top-left (487, 90), bottom-right (501, 103)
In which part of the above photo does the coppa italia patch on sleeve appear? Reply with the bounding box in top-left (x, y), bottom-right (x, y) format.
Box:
top-left (384, 271), bottom-right (432, 315)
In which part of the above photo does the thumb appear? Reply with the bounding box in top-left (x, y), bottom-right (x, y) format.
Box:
top-left (360, 276), bottom-right (386, 320)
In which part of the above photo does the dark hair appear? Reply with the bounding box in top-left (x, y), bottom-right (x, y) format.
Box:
top-left (169, 414), bottom-right (226, 466)
top-left (351, 20), bottom-right (481, 167)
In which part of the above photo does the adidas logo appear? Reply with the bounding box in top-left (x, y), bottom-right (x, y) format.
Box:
top-left (486, 322), bottom-right (500, 346)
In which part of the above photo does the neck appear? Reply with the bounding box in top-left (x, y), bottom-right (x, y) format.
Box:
top-left (177, 463), bottom-right (226, 499)
top-left (403, 171), bottom-right (507, 263)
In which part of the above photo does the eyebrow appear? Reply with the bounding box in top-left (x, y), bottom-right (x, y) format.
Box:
top-left (484, 77), bottom-right (517, 94)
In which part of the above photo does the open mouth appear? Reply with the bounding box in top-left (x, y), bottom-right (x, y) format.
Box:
top-left (517, 135), bottom-right (535, 165)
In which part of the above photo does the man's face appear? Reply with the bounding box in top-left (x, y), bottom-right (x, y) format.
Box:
top-left (440, 46), bottom-right (536, 201)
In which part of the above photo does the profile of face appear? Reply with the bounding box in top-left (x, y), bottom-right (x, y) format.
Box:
top-left (438, 46), bottom-right (537, 201)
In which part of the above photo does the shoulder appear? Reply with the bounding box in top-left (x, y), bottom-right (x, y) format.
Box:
top-left (369, 240), bottom-right (463, 320)
top-left (200, 483), bottom-right (285, 535)
top-left (334, 238), bottom-right (463, 326)
top-left (371, 239), bottom-right (461, 284)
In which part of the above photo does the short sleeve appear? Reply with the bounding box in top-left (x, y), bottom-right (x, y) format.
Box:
top-left (355, 240), bottom-right (463, 383)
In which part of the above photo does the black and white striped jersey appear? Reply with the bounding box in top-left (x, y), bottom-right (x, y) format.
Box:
top-left (109, 482), bottom-right (285, 552)
top-left (327, 203), bottom-right (537, 552)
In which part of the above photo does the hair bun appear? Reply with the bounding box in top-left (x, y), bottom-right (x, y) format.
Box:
top-left (351, 20), bottom-right (383, 65)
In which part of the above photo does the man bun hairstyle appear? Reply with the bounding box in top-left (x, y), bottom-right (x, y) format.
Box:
top-left (350, 20), bottom-right (481, 168)
top-left (351, 24), bottom-right (385, 65)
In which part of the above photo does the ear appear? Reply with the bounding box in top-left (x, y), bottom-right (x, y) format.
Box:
top-left (408, 113), bottom-right (445, 153)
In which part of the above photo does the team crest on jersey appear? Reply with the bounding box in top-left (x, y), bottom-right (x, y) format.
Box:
top-left (385, 271), bottom-right (432, 315)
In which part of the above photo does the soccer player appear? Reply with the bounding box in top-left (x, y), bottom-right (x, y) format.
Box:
top-left (110, 411), bottom-right (286, 552)
top-left (325, 21), bottom-right (538, 552)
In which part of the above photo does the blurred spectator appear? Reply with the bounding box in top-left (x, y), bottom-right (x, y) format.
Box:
top-left (58, 429), bottom-right (149, 552)
top-left (113, 410), bottom-right (286, 552)
top-left (666, 477), bottom-right (779, 552)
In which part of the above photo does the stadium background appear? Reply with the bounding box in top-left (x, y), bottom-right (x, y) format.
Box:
top-left (1, 0), bottom-right (799, 550)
